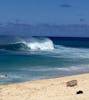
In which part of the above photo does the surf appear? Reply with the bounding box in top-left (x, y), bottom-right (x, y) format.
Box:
top-left (24, 38), bottom-right (54, 51)
top-left (0, 37), bottom-right (54, 51)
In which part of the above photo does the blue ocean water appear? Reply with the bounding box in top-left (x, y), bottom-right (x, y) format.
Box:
top-left (0, 36), bottom-right (89, 85)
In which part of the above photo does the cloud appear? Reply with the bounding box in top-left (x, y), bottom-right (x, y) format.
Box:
top-left (60, 4), bottom-right (72, 8)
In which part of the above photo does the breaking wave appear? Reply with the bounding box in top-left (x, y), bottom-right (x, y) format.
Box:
top-left (0, 37), bottom-right (54, 51)
top-left (0, 36), bottom-right (89, 59)
top-left (23, 38), bottom-right (54, 51)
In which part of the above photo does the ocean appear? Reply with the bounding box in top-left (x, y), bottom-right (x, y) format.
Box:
top-left (0, 36), bottom-right (89, 85)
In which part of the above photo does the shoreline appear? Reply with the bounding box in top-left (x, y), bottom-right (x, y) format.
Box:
top-left (0, 73), bottom-right (89, 100)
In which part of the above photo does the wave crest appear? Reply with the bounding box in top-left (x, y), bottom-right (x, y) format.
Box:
top-left (0, 37), bottom-right (54, 51)
top-left (24, 38), bottom-right (54, 51)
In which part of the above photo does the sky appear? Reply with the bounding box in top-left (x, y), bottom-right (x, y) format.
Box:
top-left (0, 0), bottom-right (89, 25)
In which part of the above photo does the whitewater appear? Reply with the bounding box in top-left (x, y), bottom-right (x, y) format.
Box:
top-left (0, 36), bottom-right (89, 84)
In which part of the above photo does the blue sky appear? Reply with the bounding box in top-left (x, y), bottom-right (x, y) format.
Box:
top-left (0, 0), bottom-right (89, 24)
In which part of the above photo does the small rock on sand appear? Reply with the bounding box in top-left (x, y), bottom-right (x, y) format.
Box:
top-left (66, 80), bottom-right (77, 87)
top-left (76, 90), bottom-right (83, 94)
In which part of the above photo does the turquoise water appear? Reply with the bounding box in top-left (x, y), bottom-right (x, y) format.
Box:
top-left (0, 36), bottom-right (89, 84)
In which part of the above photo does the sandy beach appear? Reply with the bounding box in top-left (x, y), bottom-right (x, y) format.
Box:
top-left (0, 73), bottom-right (89, 100)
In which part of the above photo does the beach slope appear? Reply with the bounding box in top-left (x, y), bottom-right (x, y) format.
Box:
top-left (0, 73), bottom-right (89, 100)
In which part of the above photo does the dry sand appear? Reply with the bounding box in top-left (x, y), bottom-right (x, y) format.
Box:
top-left (0, 73), bottom-right (89, 100)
